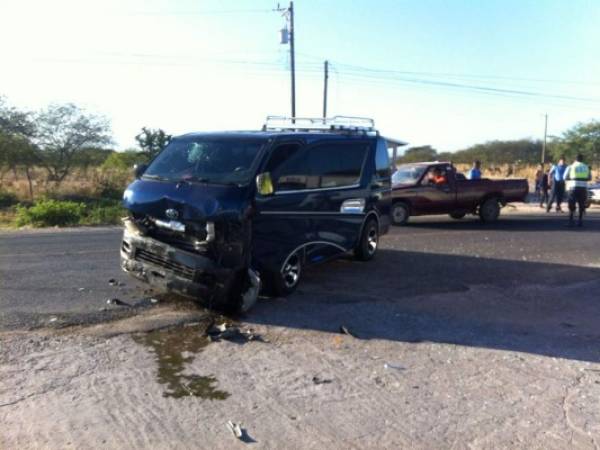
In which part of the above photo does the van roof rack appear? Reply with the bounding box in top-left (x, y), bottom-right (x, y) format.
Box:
top-left (263, 115), bottom-right (378, 136)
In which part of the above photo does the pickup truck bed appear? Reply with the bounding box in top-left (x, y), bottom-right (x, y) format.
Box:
top-left (391, 162), bottom-right (529, 225)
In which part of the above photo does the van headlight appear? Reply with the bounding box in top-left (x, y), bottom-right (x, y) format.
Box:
top-left (206, 222), bottom-right (215, 242)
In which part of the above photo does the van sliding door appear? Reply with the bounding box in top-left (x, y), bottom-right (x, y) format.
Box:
top-left (253, 139), bottom-right (370, 273)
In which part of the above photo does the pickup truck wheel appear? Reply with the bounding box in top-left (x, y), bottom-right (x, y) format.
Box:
top-left (391, 202), bottom-right (410, 225)
top-left (479, 198), bottom-right (501, 223)
top-left (263, 252), bottom-right (302, 297)
top-left (449, 212), bottom-right (466, 220)
top-left (354, 217), bottom-right (379, 261)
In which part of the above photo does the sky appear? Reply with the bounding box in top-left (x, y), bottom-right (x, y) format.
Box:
top-left (1, 0), bottom-right (599, 152)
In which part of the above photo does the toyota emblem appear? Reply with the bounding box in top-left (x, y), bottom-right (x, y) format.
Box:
top-left (165, 208), bottom-right (179, 220)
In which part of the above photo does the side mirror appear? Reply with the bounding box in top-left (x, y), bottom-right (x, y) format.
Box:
top-left (256, 172), bottom-right (274, 196)
top-left (133, 163), bottom-right (148, 179)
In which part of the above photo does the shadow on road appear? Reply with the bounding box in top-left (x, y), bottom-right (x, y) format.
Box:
top-left (398, 211), bottom-right (600, 233)
top-left (247, 249), bottom-right (600, 363)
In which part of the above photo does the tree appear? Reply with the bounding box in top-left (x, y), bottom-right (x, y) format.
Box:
top-left (135, 127), bottom-right (171, 159)
top-left (451, 139), bottom-right (542, 165)
top-left (72, 147), bottom-right (115, 175)
top-left (552, 120), bottom-right (600, 168)
top-left (101, 150), bottom-right (147, 171)
top-left (33, 103), bottom-right (112, 183)
top-left (399, 145), bottom-right (438, 163)
top-left (0, 98), bottom-right (39, 196)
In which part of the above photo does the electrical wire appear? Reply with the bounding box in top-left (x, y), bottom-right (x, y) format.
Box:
top-left (126, 9), bottom-right (273, 16)
top-left (20, 52), bottom-right (600, 110)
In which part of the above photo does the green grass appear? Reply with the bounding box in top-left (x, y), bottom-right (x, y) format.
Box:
top-left (11, 198), bottom-right (125, 228)
top-left (0, 208), bottom-right (17, 228)
top-left (82, 200), bottom-right (125, 225)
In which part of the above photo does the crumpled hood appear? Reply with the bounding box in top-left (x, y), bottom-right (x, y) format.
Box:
top-left (123, 179), bottom-right (250, 222)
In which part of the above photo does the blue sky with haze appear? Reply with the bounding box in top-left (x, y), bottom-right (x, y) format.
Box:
top-left (1, 0), bottom-right (599, 151)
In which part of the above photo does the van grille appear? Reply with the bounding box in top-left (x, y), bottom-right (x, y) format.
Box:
top-left (148, 228), bottom-right (207, 254)
top-left (135, 249), bottom-right (196, 281)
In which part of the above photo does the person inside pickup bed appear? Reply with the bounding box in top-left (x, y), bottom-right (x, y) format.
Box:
top-left (467, 160), bottom-right (482, 180)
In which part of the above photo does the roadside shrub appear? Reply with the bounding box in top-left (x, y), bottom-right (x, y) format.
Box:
top-left (0, 190), bottom-right (18, 208)
top-left (83, 200), bottom-right (125, 225)
top-left (16, 199), bottom-right (85, 227)
top-left (98, 182), bottom-right (126, 200)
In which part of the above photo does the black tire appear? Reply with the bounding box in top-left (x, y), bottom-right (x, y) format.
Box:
top-left (391, 202), bottom-right (410, 225)
top-left (263, 251), bottom-right (302, 297)
top-left (354, 217), bottom-right (379, 261)
top-left (479, 198), bottom-right (501, 223)
top-left (449, 212), bottom-right (466, 220)
top-left (210, 268), bottom-right (261, 314)
top-left (210, 269), bottom-right (247, 314)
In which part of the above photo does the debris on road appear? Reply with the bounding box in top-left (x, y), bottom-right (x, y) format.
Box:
top-left (384, 363), bottom-right (406, 371)
top-left (77, 287), bottom-right (86, 292)
top-left (49, 317), bottom-right (58, 323)
top-left (226, 421), bottom-right (244, 439)
top-left (108, 278), bottom-right (125, 287)
top-left (312, 376), bottom-right (333, 385)
top-left (207, 322), bottom-right (267, 344)
top-left (339, 325), bottom-right (355, 337)
top-left (106, 298), bottom-right (131, 307)
top-left (208, 322), bottom-right (228, 335)
top-left (226, 421), bottom-right (256, 443)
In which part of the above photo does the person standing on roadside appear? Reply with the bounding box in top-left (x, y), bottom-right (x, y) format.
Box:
top-left (467, 160), bottom-right (482, 180)
top-left (564, 154), bottom-right (591, 227)
top-left (546, 157), bottom-right (567, 212)
top-left (535, 163), bottom-right (550, 208)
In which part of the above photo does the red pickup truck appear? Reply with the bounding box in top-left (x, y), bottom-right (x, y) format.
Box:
top-left (391, 162), bottom-right (529, 225)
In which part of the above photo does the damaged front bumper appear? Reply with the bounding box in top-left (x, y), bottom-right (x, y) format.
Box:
top-left (120, 219), bottom-right (235, 299)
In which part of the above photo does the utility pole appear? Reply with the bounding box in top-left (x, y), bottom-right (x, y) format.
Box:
top-left (541, 113), bottom-right (548, 164)
top-left (276, 2), bottom-right (296, 120)
top-left (323, 60), bottom-right (329, 120)
top-left (289, 1), bottom-right (296, 120)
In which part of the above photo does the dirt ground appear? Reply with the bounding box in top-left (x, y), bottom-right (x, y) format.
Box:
top-left (2, 292), bottom-right (600, 450)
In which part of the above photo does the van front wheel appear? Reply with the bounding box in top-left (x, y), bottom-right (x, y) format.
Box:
top-left (263, 252), bottom-right (302, 297)
top-left (354, 217), bottom-right (379, 261)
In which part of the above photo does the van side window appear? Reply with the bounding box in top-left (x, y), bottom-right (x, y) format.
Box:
top-left (375, 139), bottom-right (391, 178)
top-left (308, 142), bottom-right (367, 189)
top-left (266, 142), bottom-right (367, 192)
top-left (265, 143), bottom-right (308, 191)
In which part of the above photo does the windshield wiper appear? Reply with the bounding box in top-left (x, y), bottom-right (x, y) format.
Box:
top-left (142, 174), bottom-right (169, 181)
top-left (178, 176), bottom-right (242, 186)
top-left (178, 176), bottom-right (210, 184)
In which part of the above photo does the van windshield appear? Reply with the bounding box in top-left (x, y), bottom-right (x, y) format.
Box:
top-left (143, 137), bottom-right (267, 185)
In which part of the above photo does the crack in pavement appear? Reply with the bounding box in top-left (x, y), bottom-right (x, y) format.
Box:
top-left (561, 372), bottom-right (599, 450)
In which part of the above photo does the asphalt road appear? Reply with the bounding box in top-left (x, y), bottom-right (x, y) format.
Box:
top-left (1, 209), bottom-right (599, 338)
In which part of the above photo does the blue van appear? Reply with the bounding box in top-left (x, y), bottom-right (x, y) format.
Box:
top-left (121, 117), bottom-right (393, 312)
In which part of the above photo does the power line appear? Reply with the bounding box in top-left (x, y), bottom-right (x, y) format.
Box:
top-left (126, 9), bottom-right (273, 16)
top-left (21, 53), bottom-right (600, 109)
top-left (330, 61), bottom-right (600, 87)
top-left (326, 63), bottom-right (600, 105)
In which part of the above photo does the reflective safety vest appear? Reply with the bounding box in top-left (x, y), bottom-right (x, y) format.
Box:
top-left (564, 161), bottom-right (591, 190)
